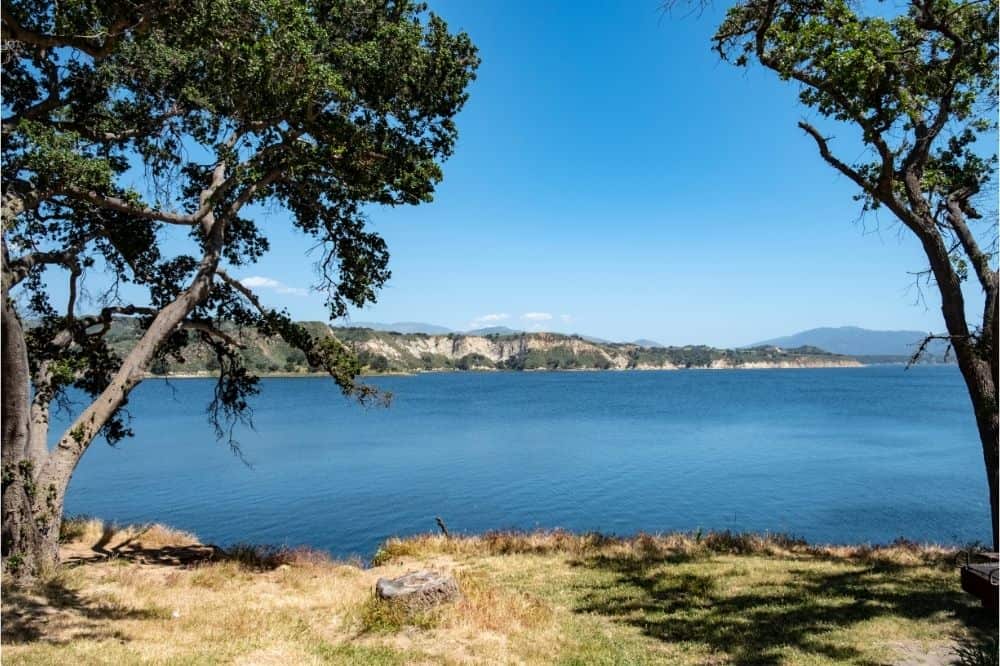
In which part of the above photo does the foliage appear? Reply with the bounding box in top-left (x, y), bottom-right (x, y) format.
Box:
top-left (456, 353), bottom-right (496, 370)
top-left (2, 0), bottom-right (479, 444)
top-left (714, 0), bottom-right (998, 224)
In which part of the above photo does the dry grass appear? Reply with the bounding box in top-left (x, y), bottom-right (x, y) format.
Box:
top-left (374, 528), bottom-right (961, 568)
top-left (2, 523), bottom-right (995, 665)
top-left (60, 517), bottom-right (201, 551)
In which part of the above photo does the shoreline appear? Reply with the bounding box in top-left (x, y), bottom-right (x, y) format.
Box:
top-left (57, 516), bottom-right (979, 564)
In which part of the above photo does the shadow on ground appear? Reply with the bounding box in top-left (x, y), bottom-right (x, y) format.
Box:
top-left (2, 577), bottom-right (164, 644)
top-left (570, 551), bottom-right (998, 665)
top-left (2, 526), bottom-right (271, 646)
top-left (61, 523), bottom-right (224, 567)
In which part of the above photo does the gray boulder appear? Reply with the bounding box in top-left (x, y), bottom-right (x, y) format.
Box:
top-left (375, 570), bottom-right (459, 605)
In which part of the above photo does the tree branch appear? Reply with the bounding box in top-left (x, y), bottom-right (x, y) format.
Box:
top-left (65, 260), bottom-right (81, 319)
top-left (57, 187), bottom-right (200, 226)
top-left (179, 321), bottom-right (245, 349)
top-left (945, 190), bottom-right (997, 295)
top-left (215, 268), bottom-right (268, 313)
top-left (41, 103), bottom-right (183, 142)
top-left (797, 122), bottom-right (875, 194)
top-left (907, 332), bottom-right (969, 366)
top-left (5, 232), bottom-right (98, 288)
top-left (1, 0), bottom-right (164, 59)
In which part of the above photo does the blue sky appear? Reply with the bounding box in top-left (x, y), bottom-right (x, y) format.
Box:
top-left (68, 1), bottom-right (987, 347)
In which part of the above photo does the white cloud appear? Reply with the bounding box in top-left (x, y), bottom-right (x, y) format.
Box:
top-left (521, 312), bottom-right (553, 321)
top-left (560, 314), bottom-right (573, 323)
top-left (469, 313), bottom-right (509, 327)
top-left (240, 276), bottom-right (280, 288)
top-left (240, 275), bottom-right (308, 297)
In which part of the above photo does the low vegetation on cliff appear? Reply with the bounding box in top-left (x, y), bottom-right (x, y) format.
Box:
top-left (2, 519), bottom-right (995, 665)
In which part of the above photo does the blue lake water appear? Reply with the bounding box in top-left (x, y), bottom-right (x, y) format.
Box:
top-left (59, 366), bottom-right (992, 559)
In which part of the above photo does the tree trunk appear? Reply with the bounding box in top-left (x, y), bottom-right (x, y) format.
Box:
top-left (1, 168), bottom-right (228, 582)
top-left (958, 354), bottom-right (999, 552)
top-left (1, 289), bottom-right (54, 579)
top-left (921, 227), bottom-right (1000, 552)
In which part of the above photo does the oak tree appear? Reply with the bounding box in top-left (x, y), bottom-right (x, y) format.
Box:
top-left (709, 0), bottom-right (998, 545)
top-left (1, 0), bottom-right (478, 577)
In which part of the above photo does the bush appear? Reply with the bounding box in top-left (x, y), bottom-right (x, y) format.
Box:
top-left (456, 353), bottom-right (495, 370)
top-left (224, 543), bottom-right (333, 570)
top-left (355, 594), bottom-right (443, 633)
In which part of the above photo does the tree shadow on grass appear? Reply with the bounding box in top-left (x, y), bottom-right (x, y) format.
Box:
top-left (63, 522), bottom-right (224, 567)
top-left (64, 542), bottom-right (224, 567)
top-left (570, 552), bottom-right (998, 665)
top-left (2, 576), bottom-right (164, 645)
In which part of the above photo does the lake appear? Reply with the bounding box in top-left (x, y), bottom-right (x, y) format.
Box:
top-left (59, 366), bottom-right (991, 559)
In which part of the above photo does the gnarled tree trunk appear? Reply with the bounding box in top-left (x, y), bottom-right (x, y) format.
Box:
top-left (1, 291), bottom-right (50, 578)
top-left (1, 179), bottom-right (225, 579)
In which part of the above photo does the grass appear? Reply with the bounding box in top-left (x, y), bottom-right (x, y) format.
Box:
top-left (2, 519), bottom-right (996, 665)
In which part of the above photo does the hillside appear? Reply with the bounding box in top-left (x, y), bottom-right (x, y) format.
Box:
top-left (750, 326), bottom-right (949, 359)
top-left (101, 320), bottom-right (863, 376)
top-left (105, 319), bottom-right (336, 376)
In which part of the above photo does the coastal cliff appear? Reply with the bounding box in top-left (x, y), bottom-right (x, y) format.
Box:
top-left (335, 328), bottom-right (863, 373)
top-left (102, 319), bottom-right (863, 376)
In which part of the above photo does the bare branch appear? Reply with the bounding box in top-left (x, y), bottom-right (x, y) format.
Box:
top-left (797, 122), bottom-right (875, 194)
top-left (906, 332), bottom-right (969, 367)
top-left (215, 268), bottom-right (268, 314)
top-left (65, 261), bottom-right (81, 319)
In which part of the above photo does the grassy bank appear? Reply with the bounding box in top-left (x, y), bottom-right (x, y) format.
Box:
top-left (2, 519), bottom-right (996, 665)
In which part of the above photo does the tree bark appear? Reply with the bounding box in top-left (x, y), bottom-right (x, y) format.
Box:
top-left (1, 166), bottom-right (230, 580)
top-left (1, 281), bottom-right (48, 578)
top-left (948, 340), bottom-right (999, 551)
top-left (966, 363), bottom-right (1000, 552)
top-left (919, 227), bottom-right (999, 551)
top-left (956, 353), bottom-right (999, 552)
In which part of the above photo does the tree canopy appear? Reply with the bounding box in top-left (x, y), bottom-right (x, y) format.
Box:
top-left (1, 0), bottom-right (478, 576)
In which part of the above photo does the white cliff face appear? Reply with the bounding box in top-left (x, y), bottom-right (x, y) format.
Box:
top-left (707, 358), bottom-right (863, 369)
top-left (356, 334), bottom-right (515, 363)
top-left (395, 335), bottom-right (525, 362)
top-left (356, 332), bottom-right (628, 366)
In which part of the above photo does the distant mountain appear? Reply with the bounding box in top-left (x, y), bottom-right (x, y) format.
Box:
top-left (633, 339), bottom-right (665, 348)
top-left (578, 334), bottom-right (612, 344)
top-left (345, 321), bottom-right (453, 335)
top-left (749, 326), bottom-right (949, 358)
top-left (465, 326), bottom-right (522, 336)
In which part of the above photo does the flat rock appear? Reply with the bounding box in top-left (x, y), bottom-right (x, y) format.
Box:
top-left (375, 570), bottom-right (459, 605)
